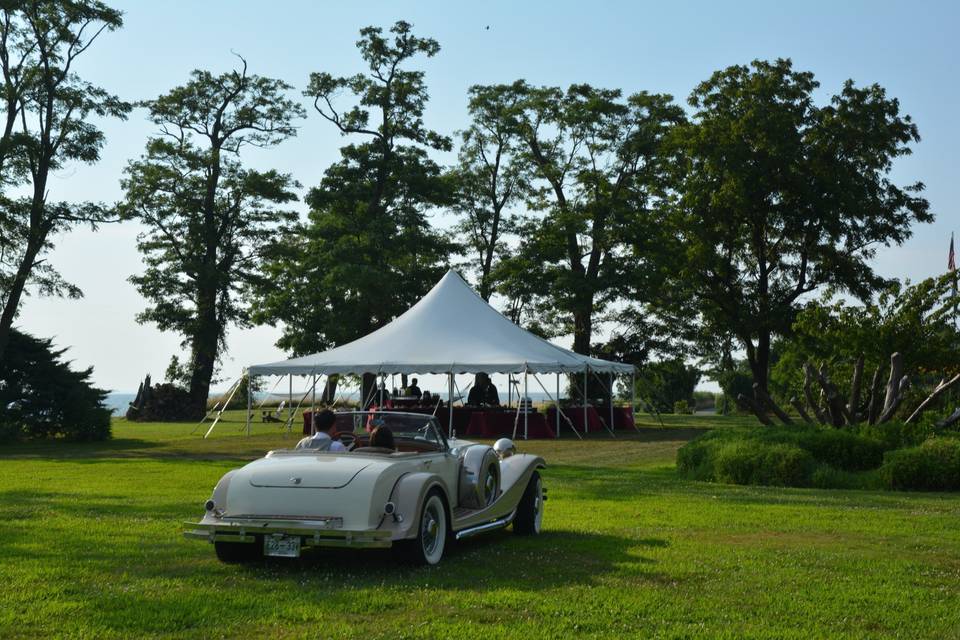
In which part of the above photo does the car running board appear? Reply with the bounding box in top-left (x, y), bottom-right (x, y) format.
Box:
top-left (453, 510), bottom-right (516, 541)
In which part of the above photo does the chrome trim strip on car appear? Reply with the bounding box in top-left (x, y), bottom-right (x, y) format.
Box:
top-left (453, 510), bottom-right (516, 540)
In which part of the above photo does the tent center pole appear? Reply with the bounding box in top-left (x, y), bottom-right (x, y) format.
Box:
top-left (287, 374), bottom-right (292, 433)
top-left (631, 370), bottom-right (637, 431)
top-left (311, 373), bottom-right (317, 434)
top-left (610, 372), bottom-right (615, 433)
top-left (448, 372), bottom-right (454, 438)
top-left (246, 372), bottom-right (252, 438)
top-left (584, 367), bottom-right (588, 434)
top-left (523, 367), bottom-right (529, 440)
top-left (556, 373), bottom-right (560, 439)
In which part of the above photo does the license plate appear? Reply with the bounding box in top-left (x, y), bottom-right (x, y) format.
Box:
top-left (264, 534), bottom-right (301, 558)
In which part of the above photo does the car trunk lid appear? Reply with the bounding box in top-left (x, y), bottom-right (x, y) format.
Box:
top-left (247, 455), bottom-right (372, 489)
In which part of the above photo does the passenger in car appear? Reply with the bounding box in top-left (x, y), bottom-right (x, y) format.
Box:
top-left (368, 426), bottom-right (396, 450)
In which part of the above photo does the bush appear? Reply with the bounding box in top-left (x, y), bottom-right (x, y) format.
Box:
top-left (794, 429), bottom-right (885, 471)
top-left (673, 400), bottom-right (694, 415)
top-left (0, 329), bottom-right (111, 442)
top-left (880, 438), bottom-right (960, 491)
top-left (677, 425), bottom-right (887, 488)
top-left (856, 420), bottom-right (935, 450)
top-left (713, 441), bottom-right (815, 487)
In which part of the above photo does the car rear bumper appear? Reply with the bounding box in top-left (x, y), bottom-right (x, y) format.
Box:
top-left (183, 517), bottom-right (392, 549)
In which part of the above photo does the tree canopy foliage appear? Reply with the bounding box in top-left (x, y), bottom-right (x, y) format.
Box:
top-left (0, 0), bottom-right (129, 362)
top-left (657, 58), bottom-right (932, 393)
top-left (469, 82), bottom-right (683, 355)
top-left (120, 59), bottom-right (303, 416)
top-left (0, 328), bottom-right (110, 441)
top-left (254, 21), bottom-right (454, 360)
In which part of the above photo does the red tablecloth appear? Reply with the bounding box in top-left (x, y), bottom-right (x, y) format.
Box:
top-left (464, 410), bottom-right (555, 439)
top-left (611, 407), bottom-right (635, 430)
top-left (547, 406), bottom-right (605, 434)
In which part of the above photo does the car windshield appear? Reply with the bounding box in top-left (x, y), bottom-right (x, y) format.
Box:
top-left (332, 411), bottom-right (446, 449)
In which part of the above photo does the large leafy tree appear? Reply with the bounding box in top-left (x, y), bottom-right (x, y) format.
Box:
top-left (120, 59), bottom-right (303, 417)
top-left (450, 86), bottom-right (527, 301)
top-left (0, 0), bottom-right (129, 362)
top-left (660, 58), bottom-right (932, 392)
top-left (479, 81), bottom-right (682, 355)
top-left (254, 21), bottom-right (453, 399)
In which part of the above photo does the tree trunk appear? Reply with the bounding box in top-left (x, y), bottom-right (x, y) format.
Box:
top-left (745, 331), bottom-right (772, 395)
top-left (572, 301), bottom-right (593, 356)
top-left (867, 365), bottom-right (882, 425)
top-left (878, 375), bottom-right (910, 424)
top-left (736, 393), bottom-right (772, 425)
top-left (360, 373), bottom-right (377, 409)
top-left (936, 407), bottom-right (960, 430)
top-left (187, 287), bottom-right (220, 419)
top-left (803, 363), bottom-right (828, 425)
top-left (790, 397), bottom-right (814, 424)
top-left (905, 374), bottom-right (960, 424)
top-left (320, 374), bottom-right (339, 404)
top-left (848, 354), bottom-right (864, 423)
top-left (753, 382), bottom-right (793, 425)
top-left (882, 353), bottom-right (903, 414)
top-left (814, 363), bottom-right (852, 427)
top-left (0, 238), bottom-right (42, 362)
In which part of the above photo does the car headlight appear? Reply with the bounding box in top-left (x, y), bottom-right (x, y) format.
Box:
top-left (493, 438), bottom-right (516, 459)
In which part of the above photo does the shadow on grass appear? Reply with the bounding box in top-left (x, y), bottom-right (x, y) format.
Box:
top-left (229, 527), bottom-right (671, 593)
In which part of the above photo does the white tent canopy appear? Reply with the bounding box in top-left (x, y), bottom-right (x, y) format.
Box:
top-left (249, 270), bottom-right (634, 377)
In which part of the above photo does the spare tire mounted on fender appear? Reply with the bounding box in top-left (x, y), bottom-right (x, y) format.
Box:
top-left (458, 445), bottom-right (500, 509)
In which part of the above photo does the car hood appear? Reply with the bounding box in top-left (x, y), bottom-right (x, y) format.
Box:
top-left (247, 454), bottom-right (373, 489)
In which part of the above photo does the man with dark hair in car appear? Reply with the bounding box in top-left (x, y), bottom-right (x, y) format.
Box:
top-left (296, 409), bottom-right (347, 452)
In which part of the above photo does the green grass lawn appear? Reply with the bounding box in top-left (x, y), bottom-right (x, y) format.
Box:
top-left (2, 413), bottom-right (959, 639)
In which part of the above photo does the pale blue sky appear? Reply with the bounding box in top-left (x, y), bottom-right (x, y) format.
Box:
top-left (16, 0), bottom-right (959, 392)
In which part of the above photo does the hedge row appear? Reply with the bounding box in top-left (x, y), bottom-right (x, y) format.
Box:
top-left (677, 424), bottom-right (960, 492)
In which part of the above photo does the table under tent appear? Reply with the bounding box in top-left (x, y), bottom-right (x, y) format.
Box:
top-left (235, 270), bottom-right (637, 440)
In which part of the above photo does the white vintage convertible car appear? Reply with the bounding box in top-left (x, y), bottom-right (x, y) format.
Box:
top-left (185, 411), bottom-right (546, 565)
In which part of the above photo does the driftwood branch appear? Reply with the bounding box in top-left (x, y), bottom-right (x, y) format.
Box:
top-left (867, 365), bottom-right (882, 425)
top-left (814, 363), bottom-right (852, 426)
top-left (878, 375), bottom-right (910, 424)
top-left (848, 354), bottom-right (864, 423)
top-left (737, 393), bottom-right (772, 425)
top-left (882, 352), bottom-right (903, 414)
top-left (803, 364), bottom-right (828, 425)
top-left (905, 373), bottom-right (960, 424)
top-left (790, 396), bottom-right (814, 424)
top-left (753, 383), bottom-right (793, 425)
top-left (936, 407), bottom-right (960, 430)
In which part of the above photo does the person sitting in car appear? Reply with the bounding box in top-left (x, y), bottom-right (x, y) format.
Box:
top-left (296, 409), bottom-right (347, 452)
top-left (368, 426), bottom-right (395, 451)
